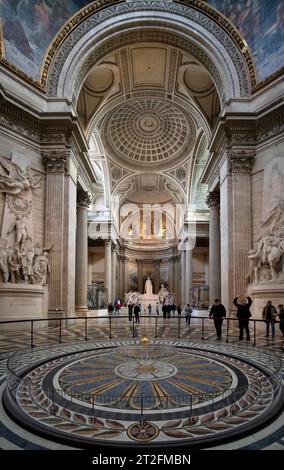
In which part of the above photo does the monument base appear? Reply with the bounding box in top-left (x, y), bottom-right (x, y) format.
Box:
top-left (248, 281), bottom-right (284, 318)
top-left (0, 283), bottom-right (48, 328)
top-left (138, 293), bottom-right (159, 313)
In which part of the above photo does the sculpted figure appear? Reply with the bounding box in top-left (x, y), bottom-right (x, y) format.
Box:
top-left (8, 247), bottom-right (22, 283)
top-left (144, 276), bottom-right (153, 295)
top-left (7, 216), bottom-right (30, 252)
top-left (22, 249), bottom-right (35, 284)
top-left (33, 250), bottom-right (50, 286)
top-left (0, 156), bottom-right (41, 195)
top-left (0, 247), bottom-right (9, 282)
top-left (247, 249), bottom-right (260, 284)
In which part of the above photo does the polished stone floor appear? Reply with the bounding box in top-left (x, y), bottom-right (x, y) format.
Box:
top-left (0, 309), bottom-right (283, 450)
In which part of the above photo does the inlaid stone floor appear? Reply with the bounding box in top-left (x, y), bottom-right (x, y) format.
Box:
top-left (0, 310), bottom-right (283, 450)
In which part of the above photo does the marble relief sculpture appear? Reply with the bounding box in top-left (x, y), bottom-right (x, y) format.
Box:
top-left (7, 215), bottom-right (31, 252)
top-left (0, 239), bottom-right (51, 285)
top-left (0, 155), bottom-right (41, 195)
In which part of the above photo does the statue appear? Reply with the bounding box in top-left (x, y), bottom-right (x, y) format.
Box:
top-left (33, 250), bottom-right (50, 286)
top-left (0, 246), bottom-right (9, 282)
top-left (8, 247), bottom-right (22, 283)
top-left (247, 249), bottom-right (260, 284)
top-left (7, 216), bottom-right (31, 252)
top-left (22, 248), bottom-right (35, 284)
top-left (144, 276), bottom-right (153, 295)
top-left (158, 283), bottom-right (169, 303)
top-left (0, 155), bottom-right (41, 195)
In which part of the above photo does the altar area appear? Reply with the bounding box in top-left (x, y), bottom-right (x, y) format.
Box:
top-left (125, 277), bottom-right (175, 311)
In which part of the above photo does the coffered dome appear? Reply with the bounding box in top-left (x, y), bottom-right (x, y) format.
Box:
top-left (102, 98), bottom-right (196, 169)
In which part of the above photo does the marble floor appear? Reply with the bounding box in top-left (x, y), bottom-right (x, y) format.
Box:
top-left (0, 309), bottom-right (283, 451)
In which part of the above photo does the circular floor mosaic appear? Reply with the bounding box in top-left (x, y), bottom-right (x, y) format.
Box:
top-left (5, 339), bottom-right (282, 448)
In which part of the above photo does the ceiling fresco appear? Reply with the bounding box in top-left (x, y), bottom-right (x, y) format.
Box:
top-left (0, 0), bottom-right (283, 83)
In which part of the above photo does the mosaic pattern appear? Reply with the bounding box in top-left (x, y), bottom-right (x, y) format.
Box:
top-left (4, 339), bottom-right (281, 447)
top-left (103, 99), bottom-right (195, 165)
top-left (57, 349), bottom-right (233, 410)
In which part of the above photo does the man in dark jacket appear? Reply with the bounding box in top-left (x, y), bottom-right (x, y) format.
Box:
top-left (209, 298), bottom-right (226, 339)
top-left (233, 295), bottom-right (252, 341)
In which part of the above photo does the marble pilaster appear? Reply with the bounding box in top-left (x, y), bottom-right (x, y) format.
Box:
top-left (206, 191), bottom-right (221, 305)
top-left (104, 240), bottom-right (112, 303)
top-left (75, 189), bottom-right (91, 315)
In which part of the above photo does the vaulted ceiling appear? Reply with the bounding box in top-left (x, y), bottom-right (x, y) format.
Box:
top-left (78, 43), bottom-right (220, 213)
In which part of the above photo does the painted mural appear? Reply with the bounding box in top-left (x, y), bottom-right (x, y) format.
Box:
top-left (0, 0), bottom-right (283, 83)
top-left (207, 0), bottom-right (284, 81)
top-left (0, 0), bottom-right (91, 79)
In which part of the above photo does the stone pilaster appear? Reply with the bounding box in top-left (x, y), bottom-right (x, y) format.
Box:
top-left (180, 246), bottom-right (186, 304)
top-left (42, 151), bottom-right (67, 314)
top-left (230, 151), bottom-right (254, 302)
top-left (75, 189), bottom-right (91, 315)
top-left (112, 244), bottom-right (117, 301)
top-left (206, 190), bottom-right (221, 305)
top-left (185, 241), bottom-right (193, 305)
top-left (137, 259), bottom-right (143, 293)
top-left (104, 240), bottom-right (112, 303)
top-left (154, 259), bottom-right (160, 293)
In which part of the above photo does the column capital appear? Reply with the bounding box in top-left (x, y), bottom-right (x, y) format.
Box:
top-left (229, 151), bottom-right (255, 173)
top-left (104, 239), bottom-right (112, 247)
top-left (206, 190), bottom-right (220, 208)
top-left (42, 151), bottom-right (68, 173)
top-left (77, 188), bottom-right (92, 208)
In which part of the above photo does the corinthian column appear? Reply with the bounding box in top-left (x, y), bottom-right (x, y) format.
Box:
top-left (75, 189), bottom-right (91, 315)
top-left (137, 259), bottom-right (143, 293)
top-left (206, 191), bottom-right (221, 306)
top-left (104, 240), bottom-right (112, 303)
top-left (230, 151), bottom-right (254, 300)
top-left (43, 151), bottom-right (67, 315)
top-left (185, 240), bottom-right (193, 304)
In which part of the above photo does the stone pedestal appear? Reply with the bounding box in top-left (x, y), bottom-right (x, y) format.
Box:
top-left (0, 283), bottom-right (48, 321)
top-left (248, 282), bottom-right (284, 318)
top-left (138, 293), bottom-right (159, 313)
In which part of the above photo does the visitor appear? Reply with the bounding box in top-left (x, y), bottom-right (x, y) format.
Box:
top-left (134, 303), bottom-right (140, 323)
top-left (177, 304), bottom-right (182, 316)
top-left (114, 298), bottom-right (121, 314)
top-left (128, 302), bottom-right (133, 321)
top-left (233, 295), bottom-right (252, 341)
top-left (209, 298), bottom-right (226, 340)
top-left (156, 302), bottom-right (160, 316)
top-left (148, 303), bottom-right (152, 316)
top-left (262, 300), bottom-right (277, 338)
top-left (185, 304), bottom-right (192, 327)
top-left (162, 303), bottom-right (167, 319)
top-left (278, 304), bottom-right (284, 337)
top-left (108, 303), bottom-right (114, 315)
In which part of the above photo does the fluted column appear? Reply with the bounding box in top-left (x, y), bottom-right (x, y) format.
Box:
top-left (206, 191), bottom-right (221, 305)
top-left (112, 245), bottom-right (117, 301)
top-left (137, 259), bottom-right (143, 293)
top-left (43, 152), bottom-right (67, 314)
top-left (154, 259), bottom-right (160, 293)
top-left (119, 255), bottom-right (126, 299)
top-left (104, 240), bottom-right (112, 303)
top-left (185, 240), bottom-right (193, 305)
top-left (180, 247), bottom-right (186, 304)
top-left (230, 152), bottom-right (254, 300)
top-left (75, 189), bottom-right (91, 315)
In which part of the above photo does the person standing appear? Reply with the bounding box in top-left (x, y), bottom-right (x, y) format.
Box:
top-left (148, 303), bottom-right (152, 316)
top-left (177, 304), bottom-right (182, 317)
top-left (134, 303), bottom-right (140, 323)
top-left (128, 302), bottom-right (133, 321)
top-left (262, 300), bottom-right (277, 338)
top-left (278, 304), bottom-right (284, 337)
top-left (185, 304), bottom-right (192, 327)
top-left (233, 295), bottom-right (252, 341)
top-left (156, 302), bottom-right (160, 316)
top-left (209, 298), bottom-right (226, 340)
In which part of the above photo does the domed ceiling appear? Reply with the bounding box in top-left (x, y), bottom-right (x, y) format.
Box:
top-left (101, 98), bottom-right (196, 168)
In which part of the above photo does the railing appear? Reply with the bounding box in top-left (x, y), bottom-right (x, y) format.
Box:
top-left (1, 314), bottom-right (284, 351)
